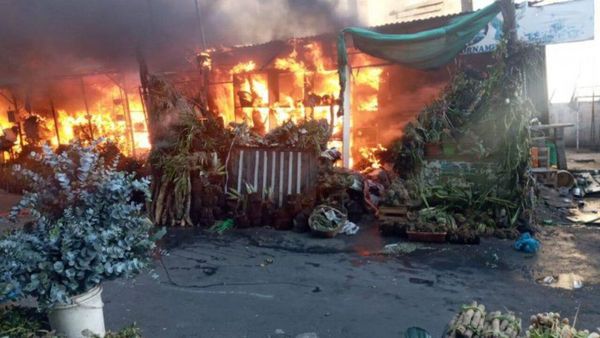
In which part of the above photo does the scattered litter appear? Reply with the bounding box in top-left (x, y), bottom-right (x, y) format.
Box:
top-left (260, 257), bottom-right (274, 267)
top-left (404, 327), bottom-right (431, 338)
top-left (296, 332), bottom-right (319, 338)
top-left (382, 242), bottom-right (419, 255)
top-left (340, 220), bottom-right (359, 235)
top-left (513, 232), bottom-right (540, 253)
top-left (543, 219), bottom-right (554, 226)
top-left (408, 277), bottom-right (434, 286)
top-left (572, 187), bottom-right (584, 198)
top-left (542, 276), bottom-right (555, 284)
top-left (540, 273), bottom-right (584, 290)
top-left (558, 186), bottom-right (570, 196)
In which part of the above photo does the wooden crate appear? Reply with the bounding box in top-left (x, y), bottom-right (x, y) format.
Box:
top-left (378, 206), bottom-right (409, 223)
top-left (227, 146), bottom-right (319, 207)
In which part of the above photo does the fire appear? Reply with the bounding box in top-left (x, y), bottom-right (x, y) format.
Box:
top-left (1, 78), bottom-right (150, 160)
top-left (359, 144), bottom-right (387, 170)
top-left (230, 61), bottom-right (256, 74)
top-left (354, 67), bottom-right (383, 90)
top-left (305, 43), bottom-right (325, 73)
top-left (210, 41), bottom-right (385, 169)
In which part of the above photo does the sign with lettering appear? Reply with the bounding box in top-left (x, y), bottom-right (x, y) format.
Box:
top-left (463, 0), bottom-right (594, 55)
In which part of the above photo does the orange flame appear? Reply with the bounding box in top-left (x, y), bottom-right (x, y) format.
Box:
top-left (359, 144), bottom-right (387, 170)
top-left (211, 42), bottom-right (384, 169)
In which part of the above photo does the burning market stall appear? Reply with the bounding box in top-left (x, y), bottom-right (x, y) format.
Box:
top-left (350, 1), bottom-right (543, 241)
top-left (145, 1), bottom-right (550, 243)
top-left (0, 72), bottom-right (150, 161)
top-left (0, 72), bottom-right (152, 193)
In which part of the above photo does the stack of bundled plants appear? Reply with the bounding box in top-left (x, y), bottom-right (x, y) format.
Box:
top-left (384, 41), bottom-right (541, 237)
top-left (230, 118), bottom-right (331, 155)
top-left (146, 75), bottom-right (232, 227)
top-left (445, 302), bottom-right (600, 338)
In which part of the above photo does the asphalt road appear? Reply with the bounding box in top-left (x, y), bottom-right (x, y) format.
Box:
top-left (103, 226), bottom-right (600, 338)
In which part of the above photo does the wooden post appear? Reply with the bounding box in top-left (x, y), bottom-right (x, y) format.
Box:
top-left (49, 98), bottom-right (61, 145)
top-left (499, 0), bottom-right (517, 53)
top-left (79, 77), bottom-right (94, 140)
top-left (122, 89), bottom-right (136, 156)
top-left (342, 65), bottom-right (351, 168)
top-left (10, 91), bottom-right (24, 149)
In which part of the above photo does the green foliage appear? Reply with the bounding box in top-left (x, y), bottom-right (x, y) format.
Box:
top-left (208, 219), bottom-right (235, 235)
top-left (387, 40), bottom-right (542, 225)
top-left (83, 323), bottom-right (142, 338)
top-left (235, 118), bottom-right (331, 154)
top-left (0, 305), bottom-right (142, 338)
top-left (412, 207), bottom-right (457, 232)
top-left (1, 140), bottom-right (163, 308)
top-left (0, 305), bottom-right (55, 338)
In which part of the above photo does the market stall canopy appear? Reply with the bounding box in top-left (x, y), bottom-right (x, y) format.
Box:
top-left (337, 1), bottom-right (502, 100)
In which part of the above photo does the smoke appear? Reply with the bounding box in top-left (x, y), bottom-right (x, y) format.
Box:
top-left (0, 0), bottom-right (357, 85)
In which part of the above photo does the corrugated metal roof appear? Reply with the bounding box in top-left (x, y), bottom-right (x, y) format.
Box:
top-left (210, 10), bottom-right (470, 55)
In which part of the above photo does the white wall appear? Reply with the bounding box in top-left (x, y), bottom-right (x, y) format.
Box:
top-left (549, 102), bottom-right (600, 147)
top-left (356, 0), bottom-right (469, 26)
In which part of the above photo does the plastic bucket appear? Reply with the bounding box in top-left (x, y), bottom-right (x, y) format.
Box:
top-left (556, 170), bottom-right (575, 189)
top-left (48, 286), bottom-right (106, 338)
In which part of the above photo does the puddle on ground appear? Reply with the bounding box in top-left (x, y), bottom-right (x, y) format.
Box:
top-left (537, 273), bottom-right (583, 290)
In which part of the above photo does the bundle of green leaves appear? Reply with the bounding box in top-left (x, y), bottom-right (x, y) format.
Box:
top-left (0, 140), bottom-right (163, 308)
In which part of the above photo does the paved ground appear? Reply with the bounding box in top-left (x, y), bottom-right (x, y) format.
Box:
top-left (103, 226), bottom-right (600, 338)
top-left (2, 190), bottom-right (600, 337)
top-left (566, 148), bottom-right (600, 171)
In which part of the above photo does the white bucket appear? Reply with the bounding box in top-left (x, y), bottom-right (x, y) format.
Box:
top-left (48, 286), bottom-right (106, 338)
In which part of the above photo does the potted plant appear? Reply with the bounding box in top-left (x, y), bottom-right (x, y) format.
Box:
top-left (0, 140), bottom-right (164, 337)
top-left (441, 128), bottom-right (457, 157)
top-left (406, 207), bottom-right (456, 243)
top-left (423, 129), bottom-right (442, 157)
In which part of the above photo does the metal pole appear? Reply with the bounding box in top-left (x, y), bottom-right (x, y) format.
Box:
top-left (592, 91), bottom-right (596, 149)
top-left (79, 77), bottom-right (95, 140)
top-left (49, 98), bottom-right (61, 145)
top-left (576, 100), bottom-right (580, 151)
top-left (342, 65), bottom-right (352, 168)
top-left (194, 0), bottom-right (207, 50)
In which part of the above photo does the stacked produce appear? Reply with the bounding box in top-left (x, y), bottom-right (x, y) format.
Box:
top-left (526, 312), bottom-right (600, 338)
top-left (484, 311), bottom-right (521, 338)
top-left (446, 301), bottom-right (487, 338)
top-left (447, 303), bottom-right (599, 338)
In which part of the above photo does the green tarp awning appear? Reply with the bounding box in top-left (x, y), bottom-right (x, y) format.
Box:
top-left (337, 1), bottom-right (502, 105)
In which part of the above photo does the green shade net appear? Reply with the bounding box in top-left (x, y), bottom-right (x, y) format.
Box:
top-left (337, 1), bottom-right (501, 110)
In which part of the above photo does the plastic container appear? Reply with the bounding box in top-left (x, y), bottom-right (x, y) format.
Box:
top-left (424, 143), bottom-right (442, 157)
top-left (48, 286), bottom-right (106, 338)
top-left (442, 143), bottom-right (457, 157)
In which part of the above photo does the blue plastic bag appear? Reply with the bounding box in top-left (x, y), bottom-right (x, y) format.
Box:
top-left (513, 232), bottom-right (540, 253)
